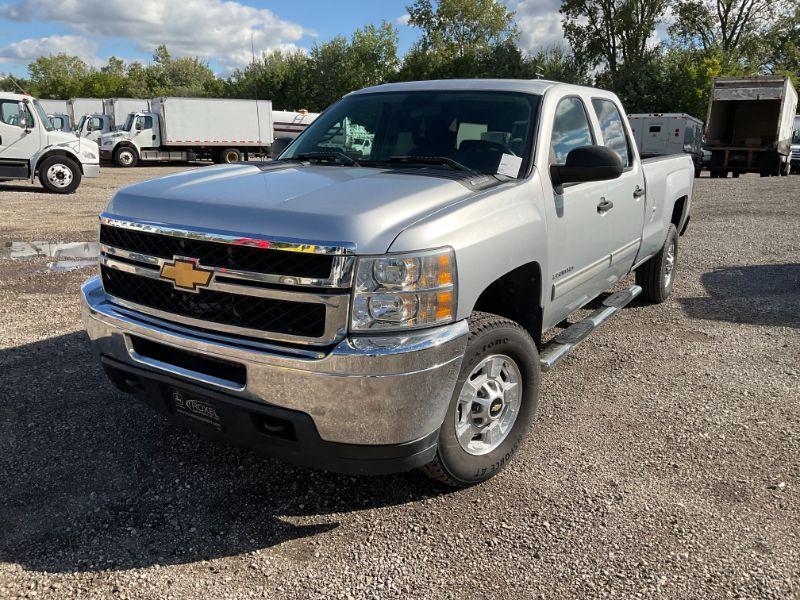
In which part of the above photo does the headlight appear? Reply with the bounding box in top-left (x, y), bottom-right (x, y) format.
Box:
top-left (82, 151), bottom-right (97, 160)
top-left (351, 247), bottom-right (457, 331)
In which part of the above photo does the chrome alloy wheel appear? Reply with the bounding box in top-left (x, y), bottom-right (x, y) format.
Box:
top-left (663, 238), bottom-right (677, 287)
top-left (455, 354), bottom-right (522, 456)
top-left (46, 163), bottom-right (73, 188)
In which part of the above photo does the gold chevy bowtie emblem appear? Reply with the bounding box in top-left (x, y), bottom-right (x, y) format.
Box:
top-left (160, 258), bottom-right (213, 292)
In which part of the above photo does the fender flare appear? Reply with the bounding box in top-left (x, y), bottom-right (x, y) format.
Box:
top-left (31, 148), bottom-right (83, 179)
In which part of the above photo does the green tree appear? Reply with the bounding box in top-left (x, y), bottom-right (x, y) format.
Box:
top-left (27, 53), bottom-right (91, 98)
top-left (346, 21), bottom-right (400, 88)
top-left (524, 45), bottom-right (590, 84)
top-left (400, 0), bottom-right (518, 79)
top-left (560, 0), bottom-right (668, 79)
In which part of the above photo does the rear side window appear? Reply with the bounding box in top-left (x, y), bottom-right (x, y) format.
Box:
top-left (592, 99), bottom-right (631, 167)
top-left (550, 97), bottom-right (594, 165)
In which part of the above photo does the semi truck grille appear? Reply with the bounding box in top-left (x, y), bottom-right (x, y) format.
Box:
top-left (101, 265), bottom-right (327, 339)
top-left (100, 224), bottom-right (334, 279)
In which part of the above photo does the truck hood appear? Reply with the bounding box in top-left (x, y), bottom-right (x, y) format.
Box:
top-left (106, 163), bottom-right (491, 254)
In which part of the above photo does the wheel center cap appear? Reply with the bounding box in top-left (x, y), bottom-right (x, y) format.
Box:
top-left (489, 398), bottom-right (503, 417)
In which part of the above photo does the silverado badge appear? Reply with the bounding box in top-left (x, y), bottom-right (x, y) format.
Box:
top-left (160, 258), bottom-right (213, 292)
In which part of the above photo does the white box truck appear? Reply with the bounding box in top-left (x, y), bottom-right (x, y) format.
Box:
top-left (39, 99), bottom-right (67, 114)
top-left (75, 98), bottom-right (151, 143)
top-left (705, 76), bottom-right (798, 177)
top-left (628, 113), bottom-right (704, 177)
top-left (99, 97), bottom-right (273, 167)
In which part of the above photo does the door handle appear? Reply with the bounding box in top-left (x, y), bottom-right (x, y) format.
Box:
top-left (633, 186), bottom-right (645, 198)
top-left (597, 198), bottom-right (614, 213)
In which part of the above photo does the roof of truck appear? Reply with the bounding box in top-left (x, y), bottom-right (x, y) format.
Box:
top-left (350, 79), bottom-right (607, 97)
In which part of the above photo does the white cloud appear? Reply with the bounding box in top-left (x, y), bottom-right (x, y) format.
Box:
top-left (0, 0), bottom-right (312, 71)
top-left (504, 0), bottom-right (566, 52)
top-left (0, 34), bottom-right (100, 65)
top-left (397, 13), bottom-right (411, 26)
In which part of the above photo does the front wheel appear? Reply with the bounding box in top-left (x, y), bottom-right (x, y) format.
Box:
top-left (113, 146), bottom-right (138, 168)
top-left (421, 312), bottom-right (541, 487)
top-left (636, 224), bottom-right (678, 303)
top-left (38, 155), bottom-right (81, 194)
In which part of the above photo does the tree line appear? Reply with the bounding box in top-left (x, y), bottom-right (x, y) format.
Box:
top-left (2, 0), bottom-right (798, 120)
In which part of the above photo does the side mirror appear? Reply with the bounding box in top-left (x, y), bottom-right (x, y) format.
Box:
top-left (17, 102), bottom-right (28, 129)
top-left (550, 145), bottom-right (623, 189)
top-left (86, 120), bottom-right (94, 132)
top-left (135, 120), bottom-right (143, 131)
top-left (270, 136), bottom-right (293, 159)
top-left (683, 143), bottom-right (693, 153)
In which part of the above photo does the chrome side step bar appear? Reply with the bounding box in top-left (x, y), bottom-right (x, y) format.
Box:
top-left (539, 285), bottom-right (642, 372)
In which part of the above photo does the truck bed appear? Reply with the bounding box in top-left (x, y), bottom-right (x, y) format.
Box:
top-left (640, 153), bottom-right (694, 259)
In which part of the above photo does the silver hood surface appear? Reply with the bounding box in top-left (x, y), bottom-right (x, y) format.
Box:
top-left (106, 163), bottom-right (484, 254)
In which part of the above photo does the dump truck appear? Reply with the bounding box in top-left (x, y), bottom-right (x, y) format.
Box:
top-left (99, 97), bottom-right (273, 167)
top-left (705, 77), bottom-right (798, 177)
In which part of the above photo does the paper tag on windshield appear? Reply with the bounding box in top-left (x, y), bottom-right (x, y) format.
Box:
top-left (497, 153), bottom-right (523, 178)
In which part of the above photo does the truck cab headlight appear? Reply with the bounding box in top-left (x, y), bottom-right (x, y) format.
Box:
top-left (351, 247), bottom-right (457, 331)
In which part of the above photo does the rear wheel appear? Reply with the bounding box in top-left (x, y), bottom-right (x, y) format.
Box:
top-left (38, 155), bottom-right (81, 194)
top-left (421, 312), bottom-right (541, 487)
top-left (218, 148), bottom-right (242, 164)
top-left (636, 224), bottom-right (678, 303)
top-left (113, 146), bottom-right (138, 168)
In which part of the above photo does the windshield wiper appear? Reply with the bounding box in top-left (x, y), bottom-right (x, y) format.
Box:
top-left (291, 151), bottom-right (360, 166)
top-left (388, 155), bottom-right (475, 173)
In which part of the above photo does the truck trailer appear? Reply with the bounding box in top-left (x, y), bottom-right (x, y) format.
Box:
top-left (628, 113), bottom-right (704, 177)
top-left (705, 77), bottom-right (798, 177)
top-left (100, 97), bottom-right (274, 167)
top-left (39, 99), bottom-right (68, 114)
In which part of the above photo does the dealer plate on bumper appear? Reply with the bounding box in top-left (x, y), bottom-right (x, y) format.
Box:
top-left (171, 388), bottom-right (222, 429)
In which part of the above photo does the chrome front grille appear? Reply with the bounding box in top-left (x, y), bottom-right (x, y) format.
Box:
top-left (98, 215), bottom-right (355, 346)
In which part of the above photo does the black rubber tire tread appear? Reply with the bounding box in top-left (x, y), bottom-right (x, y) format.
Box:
top-left (38, 155), bottom-right (81, 194)
top-left (421, 311), bottom-right (540, 487)
top-left (113, 146), bottom-right (138, 168)
top-left (635, 224), bottom-right (678, 304)
top-left (220, 148), bottom-right (242, 163)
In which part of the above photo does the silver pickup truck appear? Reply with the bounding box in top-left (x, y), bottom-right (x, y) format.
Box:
top-left (81, 80), bottom-right (693, 486)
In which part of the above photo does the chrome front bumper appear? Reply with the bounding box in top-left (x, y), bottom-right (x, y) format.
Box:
top-left (81, 276), bottom-right (467, 446)
top-left (83, 163), bottom-right (101, 178)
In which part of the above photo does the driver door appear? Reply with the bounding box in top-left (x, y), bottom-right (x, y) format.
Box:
top-left (131, 115), bottom-right (157, 149)
top-left (0, 99), bottom-right (41, 169)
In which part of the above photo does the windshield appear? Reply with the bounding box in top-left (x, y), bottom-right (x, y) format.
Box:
top-left (282, 91), bottom-right (540, 178)
top-left (32, 100), bottom-right (54, 132)
top-left (121, 113), bottom-right (135, 132)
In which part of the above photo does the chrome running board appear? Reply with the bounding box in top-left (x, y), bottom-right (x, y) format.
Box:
top-left (539, 285), bottom-right (642, 372)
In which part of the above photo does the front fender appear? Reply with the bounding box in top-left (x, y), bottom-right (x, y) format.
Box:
top-left (31, 146), bottom-right (83, 179)
top-left (388, 173), bottom-right (548, 321)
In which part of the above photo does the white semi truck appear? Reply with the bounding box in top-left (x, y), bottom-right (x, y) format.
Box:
top-left (100, 97), bottom-right (274, 167)
top-left (68, 98), bottom-right (104, 136)
top-left (705, 76), bottom-right (798, 177)
top-left (628, 113), bottom-right (704, 177)
top-left (0, 92), bottom-right (99, 193)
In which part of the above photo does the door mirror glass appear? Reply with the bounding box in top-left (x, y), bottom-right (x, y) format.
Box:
top-left (135, 118), bottom-right (143, 131)
top-left (17, 102), bottom-right (27, 129)
top-left (86, 119), bottom-right (94, 132)
top-left (550, 145), bottom-right (624, 189)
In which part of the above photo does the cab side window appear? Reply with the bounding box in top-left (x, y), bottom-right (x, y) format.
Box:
top-left (591, 98), bottom-right (630, 167)
top-left (0, 100), bottom-right (33, 128)
top-left (136, 116), bottom-right (153, 130)
top-left (550, 97), bottom-right (594, 165)
top-left (90, 116), bottom-right (103, 130)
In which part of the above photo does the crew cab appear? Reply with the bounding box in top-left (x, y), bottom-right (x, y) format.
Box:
top-left (82, 80), bottom-right (693, 486)
top-left (0, 92), bottom-right (100, 194)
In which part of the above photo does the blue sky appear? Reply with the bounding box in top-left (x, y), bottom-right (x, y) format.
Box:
top-left (0, 0), bottom-right (565, 76)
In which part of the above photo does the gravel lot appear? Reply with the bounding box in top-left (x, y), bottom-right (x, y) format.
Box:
top-left (0, 166), bottom-right (798, 599)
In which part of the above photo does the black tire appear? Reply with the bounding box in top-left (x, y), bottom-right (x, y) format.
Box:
top-left (218, 148), bottom-right (242, 164)
top-left (694, 167), bottom-right (701, 178)
top-left (421, 311), bottom-right (541, 487)
top-left (38, 155), bottom-right (81, 194)
top-left (113, 146), bottom-right (138, 168)
top-left (732, 172), bottom-right (740, 178)
top-left (635, 224), bottom-right (678, 304)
